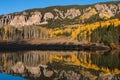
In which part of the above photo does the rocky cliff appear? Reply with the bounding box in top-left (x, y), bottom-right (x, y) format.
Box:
top-left (0, 1), bottom-right (120, 27)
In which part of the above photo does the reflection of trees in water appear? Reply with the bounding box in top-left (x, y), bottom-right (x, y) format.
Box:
top-left (90, 52), bottom-right (120, 70)
top-left (49, 51), bottom-right (120, 74)
top-left (0, 51), bottom-right (49, 68)
top-left (77, 51), bottom-right (120, 73)
top-left (0, 51), bottom-right (120, 74)
top-left (0, 51), bottom-right (77, 68)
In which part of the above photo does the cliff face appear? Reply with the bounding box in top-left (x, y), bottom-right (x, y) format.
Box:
top-left (0, 1), bottom-right (120, 27)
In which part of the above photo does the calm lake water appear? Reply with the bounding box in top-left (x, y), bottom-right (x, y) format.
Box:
top-left (0, 50), bottom-right (120, 80)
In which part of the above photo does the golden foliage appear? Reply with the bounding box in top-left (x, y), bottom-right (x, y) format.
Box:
top-left (79, 8), bottom-right (97, 22)
top-left (102, 13), bottom-right (110, 19)
top-left (46, 18), bottom-right (120, 42)
top-left (71, 18), bottom-right (120, 41)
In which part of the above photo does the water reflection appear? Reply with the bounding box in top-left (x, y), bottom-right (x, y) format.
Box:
top-left (0, 51), bottom-right (120, 80)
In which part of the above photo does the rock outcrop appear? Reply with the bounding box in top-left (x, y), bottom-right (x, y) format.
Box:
top-left (0, 1), bottom-right (120, 27)
top-left (26, 11), bottom-right (42, 25)
top-left (10, 15), bottom-right (26, 27)
top-left (43, 12), bottom-right (54, 21)
top-left (95, 4), bottom-right (115, 18)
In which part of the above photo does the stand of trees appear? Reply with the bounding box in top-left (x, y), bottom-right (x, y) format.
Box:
top-left (91, 24), bottom-right (120, 46)
top-left (0, 25), bottom-right (50, 41)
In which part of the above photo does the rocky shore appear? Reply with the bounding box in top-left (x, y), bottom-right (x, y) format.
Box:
top-left (1, 62), bottom-right (119, 80)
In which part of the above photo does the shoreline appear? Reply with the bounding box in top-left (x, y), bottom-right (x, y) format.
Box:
top-left (0, 40), bottom-right (110, 52)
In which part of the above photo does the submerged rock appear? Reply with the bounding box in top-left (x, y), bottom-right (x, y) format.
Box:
top-left (43, 68), bottom-right (54, 77)
top-left (98, 72), bottom-right (115, 80)
top-left (26, 66), bottom-right (41, 77)
top-left (11, 62), bottom-right (25, 74)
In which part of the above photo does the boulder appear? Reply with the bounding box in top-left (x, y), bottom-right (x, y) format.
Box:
top-left (11, 62), bottom-right (25, 74)
top-left (26, 66), bottom-right (41, 77)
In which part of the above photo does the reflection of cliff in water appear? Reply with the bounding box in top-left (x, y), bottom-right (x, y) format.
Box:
top-left (0, 51), bottom-right (120, 79)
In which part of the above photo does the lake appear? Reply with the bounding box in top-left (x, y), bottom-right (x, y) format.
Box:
top-left (0, 50), bottom-right (120, 80)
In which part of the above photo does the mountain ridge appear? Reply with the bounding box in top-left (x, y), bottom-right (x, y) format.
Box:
top-left (0, 1), bottom-right (120, 27)
top-left (0, 1), bottom-right (119, 16)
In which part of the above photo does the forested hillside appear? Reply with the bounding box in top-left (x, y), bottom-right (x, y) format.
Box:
top-left (0, 1), bottom-right (120, 48)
